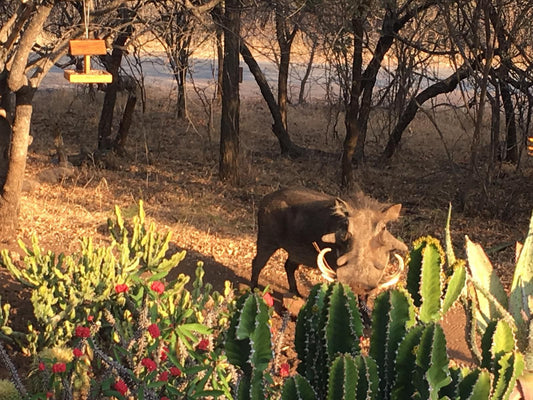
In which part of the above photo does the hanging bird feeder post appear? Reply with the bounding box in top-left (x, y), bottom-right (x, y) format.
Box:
top-left (64, 39), bottom-right (112, 84)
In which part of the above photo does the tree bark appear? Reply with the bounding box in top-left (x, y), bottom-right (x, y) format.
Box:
top-left (341, 16), bottom-right (364, 190)
top-left (298, 38), bottom-right (317, 105)
top-left (98, 7), bottom-right (134, 150)
top-left (219, 0), bottom-right (241, 184)
top-left (240, 42), bottom-right (302, 157)
top-left (275, 7), bottom-right (298, 132)
top-left (113, 92), bottom-right (137, 154)
top-left (211, 3), bottom-right (224, 101)
top-left (381, 63), bottom-right (472, 159)
top-left (0, 1), bottom-right (51, 241)
top-left (0, 87), bottom-right (34, 240)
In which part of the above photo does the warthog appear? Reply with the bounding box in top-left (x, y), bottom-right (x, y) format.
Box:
top-left (251, 187), bottom-right (408, 296)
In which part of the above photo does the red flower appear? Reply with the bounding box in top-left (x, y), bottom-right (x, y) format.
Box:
top-left (147, 323), bottom-right (161, 339)
top-left (279, 363), bottom-right (290, 377)
top-left (150, 281), bottom-right (165, 294)
top-left (115, 283), bottom-right (129, 293)
top-left (161, 397), bottom-right (169, 400)
top-left (75, 326), bottom-right (91, 338)
top-left (197, 338), bottom-right (209, 351)
top-left (46, 392), bottom-right (53, 398)
top-left (73, 348), bottom-right (84, 358)
top-left (158, 371), bottom-right (169, 382)
top-left (113, 379), bottom-right (128, 396)
top-left (87, 315), bottom-right (94, 322)
top-left (160, 346), bottom-right (169, 361)
top-left (52, 362), bottom-right (66, 374)
top-left (263, 292), bottom-right (274, 307)
top-left (38, 361), bottom-right (46, 371)
top-left (170, 366), bottom-right (181, 376)
top-left (141, 357), bottom-right (157, 372)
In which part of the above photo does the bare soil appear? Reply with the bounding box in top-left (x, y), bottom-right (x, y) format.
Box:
top-left (1, 85), bottom-right (532, 379)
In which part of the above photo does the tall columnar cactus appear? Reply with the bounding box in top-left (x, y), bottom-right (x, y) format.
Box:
top-left (294, 283), bottom-right (363, 399)
top-left (225, 291), bottom-right (273, 400)
top-left (406, 235), bottom-right (466, 324)
top-left (369, 289), bottom-right (415, 398)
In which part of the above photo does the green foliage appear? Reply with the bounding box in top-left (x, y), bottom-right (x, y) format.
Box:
top-left (465, 209), bottom-right (533, 371)
top-left (0, 201), bottom-right (236, 399)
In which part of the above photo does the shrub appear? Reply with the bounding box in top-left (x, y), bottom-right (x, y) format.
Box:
top-left (0, 201), bottom-right (237, 399)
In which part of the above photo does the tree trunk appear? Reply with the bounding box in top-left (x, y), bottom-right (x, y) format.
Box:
top-left (341, 17), bottom-right (364, 190)
top-left (275, 9), bottom-right (297, 132)
top-left (0, 111), bottom-right (11, 189)
top-left (211, 3), bottom-right (224, 101)
top-left (298, 38), bottom-right (317, 105)
top-left (0, 1), bottom-right (51, 241)
top-left (0, 87), bottom-right (34, 240)
top-left (501, 80), bottom-right (518, 163)
top-left (219, 0), bottom-right (241, 184)
top-left (113, 92), bottom-right (137, 154)
top-left (240, 42), bottom-right (302, 157)
top-left (97, 7), bottom-right (133, 150)
top-left (176, 64), bottom-right (187, 119)
top-left (381, 63), bottom-right (472, 159)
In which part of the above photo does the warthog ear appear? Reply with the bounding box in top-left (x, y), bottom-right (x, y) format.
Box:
top-left (382, 203), bottom-right (402, 222)
top-left (333, 198), bottom-right (350, 217)
top-left (322, 233), bottom-right (336, 243)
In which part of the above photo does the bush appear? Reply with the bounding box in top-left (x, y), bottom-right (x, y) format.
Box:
top-left (0, 201), bottom-right (237, 399)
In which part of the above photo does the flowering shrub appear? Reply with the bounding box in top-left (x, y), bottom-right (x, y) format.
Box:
top-left (0, 202), bottom-right (238, 399)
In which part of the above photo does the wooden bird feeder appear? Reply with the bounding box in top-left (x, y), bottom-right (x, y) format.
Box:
top-left (64, 39), bottom-right (112, 84)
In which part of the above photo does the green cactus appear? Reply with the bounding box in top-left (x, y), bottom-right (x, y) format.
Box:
top-left (281, 375), bottom-right (316, 400)
top-left (369, 288), bottom-right (415, 397)
top-left (327, 354), bottom-right (378, 400)
top-left (465, 209), bottom-right (533, 370)
top-left (0, 201), bottom-right (187, 352)
top-left (0, 379), bottom-right (22, 400)
top-left (0, 297), bottom-right (12, 341)
top-left (406, 236), bottom-right (466, 324)
top-left (294, 283), bottom-right (363, 399)
top-left (225, 291), bottom-right (273, 400)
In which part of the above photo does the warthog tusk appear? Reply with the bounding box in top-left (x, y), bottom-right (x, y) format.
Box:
top-left (376, 253), bottom-right (405, 290)
top-left (317, 247), bottom-right (337, 282)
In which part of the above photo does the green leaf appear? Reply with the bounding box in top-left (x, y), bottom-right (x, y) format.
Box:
top-left (445, 204), bottom-right (457, 267)
top-left (509, 210), bottom-right (533, 351)
top-left (442, 263), bottom-right (466, 314)
top-left (466, 236), bottom-right (508, 331)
